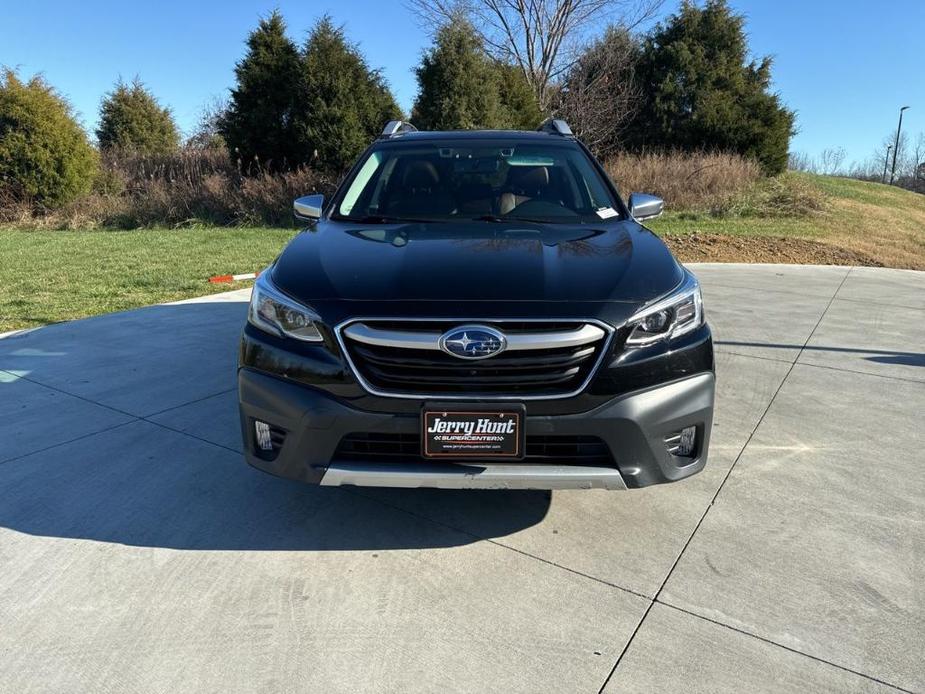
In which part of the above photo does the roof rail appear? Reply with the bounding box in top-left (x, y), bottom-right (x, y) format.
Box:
top-left (537, 119), bottom-right (573, 136)
top-left (380, 120), bottom-right (419, 138)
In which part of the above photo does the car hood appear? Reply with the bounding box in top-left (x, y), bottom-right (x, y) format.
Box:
top-left (271, 219), bottom-right (683, 305)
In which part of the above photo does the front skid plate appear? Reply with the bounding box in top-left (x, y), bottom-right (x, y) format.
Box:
top-left (319, 462), bottom-right (626, 490)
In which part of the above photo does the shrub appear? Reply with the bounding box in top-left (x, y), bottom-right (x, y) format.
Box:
top-left (719, 172), bottom-right (828, 218)
top-left (0, 70), bottom-right (99, 207)
top-left (97, 78), bottom-right (180, 154)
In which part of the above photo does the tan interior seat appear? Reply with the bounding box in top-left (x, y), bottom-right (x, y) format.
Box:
top-left (499, 166), bottom-right (550, 214)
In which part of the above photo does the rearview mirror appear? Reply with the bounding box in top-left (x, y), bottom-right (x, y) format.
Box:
top-left (293, 194), bottom-right (324, 222)
top-left (628, 193), bottom-right (664, 221)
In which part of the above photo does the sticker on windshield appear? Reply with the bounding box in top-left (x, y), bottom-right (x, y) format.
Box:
top-left (596, 207), bottom-right (618, 219)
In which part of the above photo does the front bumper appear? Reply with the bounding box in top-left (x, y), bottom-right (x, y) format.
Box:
top-left (238, 368), bottom-right (715, 490)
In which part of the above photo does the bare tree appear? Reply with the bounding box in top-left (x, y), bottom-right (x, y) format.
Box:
top-left (846, 131), bottom-right (925, 188)
top-left (555, 26), bottom-right (639, 156)
top-left (787, 151), bottom-right (814, 172)
top-left (912, 132), bottom-right (925, 169)
top-left (867, 131), bottom-right (908, 183)
top-left (818, 146), bottom-right (846, 175)
top-left (187, 95), bottom-right (229, 150)
top-left (407, 0), bottom-right (663, 110)
top-left (789, 147), bottom-right (846, 175)
top-left (846, 158), bottom-right (880, 182)
top-left (909, 132), bottom-right (925, 192)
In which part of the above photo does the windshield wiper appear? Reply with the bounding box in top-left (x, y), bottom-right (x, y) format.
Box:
top-left (473, 214), bottom-right (575, 225)
top-left (342, 214), bottom-right (438, 224)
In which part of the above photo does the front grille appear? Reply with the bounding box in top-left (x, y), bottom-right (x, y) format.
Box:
top-left (334, 433), bottom-right (614, 466)
top-left (339, 319), bottom-right (610, 397)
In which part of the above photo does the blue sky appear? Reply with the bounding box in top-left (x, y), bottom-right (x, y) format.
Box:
top-left (2, 0), bottom-right (922, 166)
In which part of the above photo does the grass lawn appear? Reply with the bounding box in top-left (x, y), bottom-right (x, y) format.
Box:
top-left (650, 213), bottom-right (821, 238)
top-left (0, 227), bottom-right (296, 332)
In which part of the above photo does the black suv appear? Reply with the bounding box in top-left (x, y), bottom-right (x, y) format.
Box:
top-left (238, 120), bottom-right (714, 490)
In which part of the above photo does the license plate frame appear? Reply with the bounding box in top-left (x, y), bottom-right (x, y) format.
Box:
top-left (422, 403), bottom-right (526, 460)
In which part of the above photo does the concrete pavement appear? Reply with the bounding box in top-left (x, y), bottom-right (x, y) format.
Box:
top-left (0, 264), bottom-right (922, 693)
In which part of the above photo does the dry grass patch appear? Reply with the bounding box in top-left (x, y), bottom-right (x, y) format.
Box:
top-left (0, 149), bottom-right (337, 230)
top-left (605, 151), bottom-right (761, 211)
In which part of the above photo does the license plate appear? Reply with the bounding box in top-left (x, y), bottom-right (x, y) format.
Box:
top-left (422, 405), bottom-right (525, 459)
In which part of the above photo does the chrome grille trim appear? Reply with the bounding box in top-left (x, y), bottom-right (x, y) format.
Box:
top-left (343, 323), bottom-right (438, 350)
top-left (334, 317), bottom-right (615, 400)
top-left (342, 322), bottom-right (606, 352)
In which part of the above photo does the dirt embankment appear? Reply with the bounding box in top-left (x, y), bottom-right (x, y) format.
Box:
top-left (665, 233), bottom-right (883, 267)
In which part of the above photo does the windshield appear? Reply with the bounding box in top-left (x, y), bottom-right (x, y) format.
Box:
top-left (332, 142), bottom-right (621, 224)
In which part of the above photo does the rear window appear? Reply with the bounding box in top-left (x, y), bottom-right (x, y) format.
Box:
top-left (333, 142), bottom-right (621, 224)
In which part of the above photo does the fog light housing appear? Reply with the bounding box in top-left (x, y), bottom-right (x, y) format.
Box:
top-left (255, 420), bottom-right (273, 451)
top-left (665, 426), bottom-right (697, 458)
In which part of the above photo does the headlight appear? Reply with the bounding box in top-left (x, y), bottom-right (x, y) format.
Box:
top-left (625, 271), bottom-right (704, 346)
top-left (248, 271), bottom-right (324, 342)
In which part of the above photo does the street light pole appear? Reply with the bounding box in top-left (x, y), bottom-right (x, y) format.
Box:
top-left (882, 145), bottom-right (893, 184)
top-left (889, 106), bottom-right (910, 185)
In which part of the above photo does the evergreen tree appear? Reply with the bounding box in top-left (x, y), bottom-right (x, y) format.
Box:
top-left (0, 70), bottom-right (98, 207)
top-left (96, 79), bottom-right (179, 154)
top-left (495, 63), bottom-right (545, 130)
top-left (412, 22), bottom-right (543, 131)
top-left (220, 11), bottom-right (302, 170)
top-left (625, 0), bottom-right (794, 174)
top-left (412, 22), bottom-right (499, 130)
top-left (296, 17), bottom-right (401, 172)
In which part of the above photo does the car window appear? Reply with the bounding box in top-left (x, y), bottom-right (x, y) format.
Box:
top-left (333, 143), bottom-right (621, 223)
top-left (340, 151), bottom-right (384, 215)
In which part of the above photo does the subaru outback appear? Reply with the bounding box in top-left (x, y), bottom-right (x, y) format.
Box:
top-left (238, 119), bottom-right (714, 490)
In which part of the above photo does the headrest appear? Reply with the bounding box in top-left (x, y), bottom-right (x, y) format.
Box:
top-left (403, 160), bottom-right (440, 189)
top-left (509, 166), bottom-right (549, 190)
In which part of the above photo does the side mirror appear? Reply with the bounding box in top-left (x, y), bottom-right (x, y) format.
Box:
top-left (628, 193), bottom-right (664, 221)
top-left (293, 194), bottom-right (324, 222)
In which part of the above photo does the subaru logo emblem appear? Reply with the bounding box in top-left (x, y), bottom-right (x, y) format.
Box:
top-left (439, 325), bottom-right (507, 360)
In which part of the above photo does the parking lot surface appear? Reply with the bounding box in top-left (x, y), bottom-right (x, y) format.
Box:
top-left (1, 264), bottom-right (923, 693)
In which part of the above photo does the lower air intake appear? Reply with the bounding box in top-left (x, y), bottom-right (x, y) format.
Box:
top-left (333, 433), bottom-right (615, 467)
